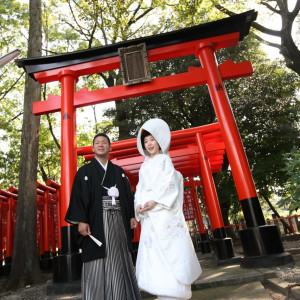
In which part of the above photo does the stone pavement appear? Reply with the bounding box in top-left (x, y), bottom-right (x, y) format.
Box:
top-left (1, 242), bottom-right (299, 299)
top-left (141, 251), bottom-right (281, 300)
top-left (45, 247), bottom-right (300, 300)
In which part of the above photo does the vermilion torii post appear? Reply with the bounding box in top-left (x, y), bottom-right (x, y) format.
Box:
top-left (195, 42), bottom-right (286, 267)
top-left (188, 177), bottom-right (211, 254)
top-left (196, 132), bottom-right (235, 261)
top-left (54, 70), bottom-right (82, 282)
top-left (196, 42), bottom-right (258, 205)
top-left (59, 70), bottom-right (78, 229)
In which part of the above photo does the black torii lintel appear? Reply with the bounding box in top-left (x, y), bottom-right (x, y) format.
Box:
top-left (15, 10), bottom-right (257, 78)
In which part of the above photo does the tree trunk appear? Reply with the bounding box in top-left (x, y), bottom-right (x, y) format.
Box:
top-left (214, 1), bottom-right (300, 76)
top-left (262, 194), bottom-right (292, 234)
top-left (115, 100), bottom-right (130, 139)
top-left (4, 0), bottom-right (43, 290)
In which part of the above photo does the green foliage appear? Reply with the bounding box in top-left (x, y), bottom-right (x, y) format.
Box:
top-left (0, 0), bottom-right (28, 50)
top-left (0, 127), bottom-right (22, 189)
top-left (0, 0), bottom-right (299, 227)
top-left (277, 147), bottom-right (300, 214)
top-left (0, 0), bottom-right (28, 190)
top-left (37, 113), bottom-right (61, 183)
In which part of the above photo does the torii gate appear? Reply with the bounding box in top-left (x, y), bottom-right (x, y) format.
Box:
top-left (16, 10), bottom-right (291, 284)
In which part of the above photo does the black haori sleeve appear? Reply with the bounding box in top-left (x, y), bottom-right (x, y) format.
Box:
top-left (65, 165), bottom-right (91, 224)
top-left (124, 173), bottom-right (135, 219)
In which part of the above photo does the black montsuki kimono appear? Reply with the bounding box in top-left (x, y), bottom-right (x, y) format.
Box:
top-left (65, 158), bottom-right (135, 262)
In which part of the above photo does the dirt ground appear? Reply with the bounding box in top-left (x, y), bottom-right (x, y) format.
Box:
top-left (0, 235), bottom-right (299, 300)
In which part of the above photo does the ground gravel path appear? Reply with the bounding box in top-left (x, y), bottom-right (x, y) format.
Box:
top-left (0, 235), bottom-right (299, 299)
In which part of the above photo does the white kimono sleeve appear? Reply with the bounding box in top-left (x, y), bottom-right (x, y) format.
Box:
top-left (152, 155), bottom-right (180, 210)
top-left (134, 172), bottom-right (142, 221)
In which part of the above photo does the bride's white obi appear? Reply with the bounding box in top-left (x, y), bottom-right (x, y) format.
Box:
top-left (134, 154), bottom-right (202, 285)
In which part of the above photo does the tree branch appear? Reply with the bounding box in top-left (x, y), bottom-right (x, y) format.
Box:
top-left (0, 71), bottom-right (25, 102)
top-left (254, 33), bottom-right (281, 49)
top-left (46, 114), bottom-right (61, 150)
top-left (261, 194), bottom-right (292, 233)
top-left (39, 164), bottom-right (48, 182)
top-left (289, 0), bottom-right (300, 20)
top-left (11, 111), bottom-right (23, 121)
top-left (134, 7), bottom-right (155, 23)
top-left (260, 1), bottom-right (281, 14)
top-left (65, 0), bottom-right (89, 41)
top-left (251, 22), bottom-right (281, 37)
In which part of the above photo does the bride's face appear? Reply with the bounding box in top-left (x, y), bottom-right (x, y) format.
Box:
top-left (144, 134), bottom-right (160, 158)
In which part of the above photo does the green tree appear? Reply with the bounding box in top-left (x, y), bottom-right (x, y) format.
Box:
top-left (45, 0), bottom-right (180, 139)
top-left (277, 147), bottom-right (300, 214)
top-left (213, 0), bottom-right (300, 76)
top-left (0, 0), bottom-right (28, 189)
top-left (4, 0), bottom-right (43, 290)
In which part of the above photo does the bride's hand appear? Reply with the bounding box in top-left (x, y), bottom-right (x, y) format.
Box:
top-left (136, 204), bottom-right (143, 214)
top-left (143, 200), bottom-right (157, 211)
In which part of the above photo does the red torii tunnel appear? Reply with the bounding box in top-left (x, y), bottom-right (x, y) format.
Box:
top-left (15, 10), bottom-right (290, 284)
top-left (78, 123), bottom-right (224, 185)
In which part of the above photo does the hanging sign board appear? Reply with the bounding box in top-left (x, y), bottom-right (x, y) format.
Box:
top-left (183, 189), bottom-right (196, 220)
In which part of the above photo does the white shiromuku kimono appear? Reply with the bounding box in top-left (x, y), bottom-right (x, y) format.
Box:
top-left (134, 153), bottom-right (202, 299)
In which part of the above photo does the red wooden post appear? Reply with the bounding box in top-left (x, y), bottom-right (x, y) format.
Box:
top-left (288, 217), bottom-right (295, 234)
top-left (52, 70), bottom-right (82, 282)
top-left (195, 42), bottom-right (286, 267)
top-left (196, 42), bottom-right (258, 205)
top-left (196, 132), bottom-right (234, 261)
top-left (189, 177), bottom-right (205, 234)
top-left (56, 188), bottom-right (62, 252)
top-left (189, 177), bottom-right (211, 254)
top-left (43, 190), bottom-right (50, 255)
top-left (46, 179), bottom-right (62, 252)
top-left (6, 196), bottom-right (14, 263)
top-left (0, 189), bottom-right (17, 271)
top-left (59, 70), bottom-right (78, 228)
top-left (0, 195), bottom-right (10, 275)
top-left (196, 133), bottom-right (224, 230)
top-left (37, 197), bottom-right (44, 256)
top-left (49, 198), bottom-right (57, 255)
top-left (0, 196), bottom-right (4, 264)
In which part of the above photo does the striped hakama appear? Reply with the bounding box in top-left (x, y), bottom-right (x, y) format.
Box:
top-left (82, 198), bottom-right (141, 300)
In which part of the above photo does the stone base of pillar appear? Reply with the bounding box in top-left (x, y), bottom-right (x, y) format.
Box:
top-left (217, 256), bottom-right (242, 266)
top-left (241, 252), bottom-right (294, 268)
top-left (239, 224), bottom-right (293, 268)
top-left (212, 237), bottom-right (235, 261)
top-left (200, 232), bottom-right (211, 254)
top-left (40, 251), bottom-right (52, 272)
top-left (53, 252), bottom-right (82, 283)
top-left (240, 225), bottom-right (284, 256)
top-left (0, 264), bottom-right (11, 276)
top-left (200, 240), bottom-right (211, 254)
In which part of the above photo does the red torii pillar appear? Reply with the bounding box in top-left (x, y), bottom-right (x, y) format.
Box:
top-left (188, 177), bottom-right (211, 254)
top-left (196, 132), bottom-right (235, 262)
top-left (46, 179), bottom-right (62, 253)
top-left (0, 190), bottom-right (17, 275)
top-left (0, 195), bottom-right (6, 272)
top-left (195, 42), bottom-right (286, 267)
top-left (52, 70), bottom-right (82, 282)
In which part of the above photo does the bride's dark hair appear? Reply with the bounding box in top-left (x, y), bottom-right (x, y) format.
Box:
top-left (141, 129), bottom-right (161, 150)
